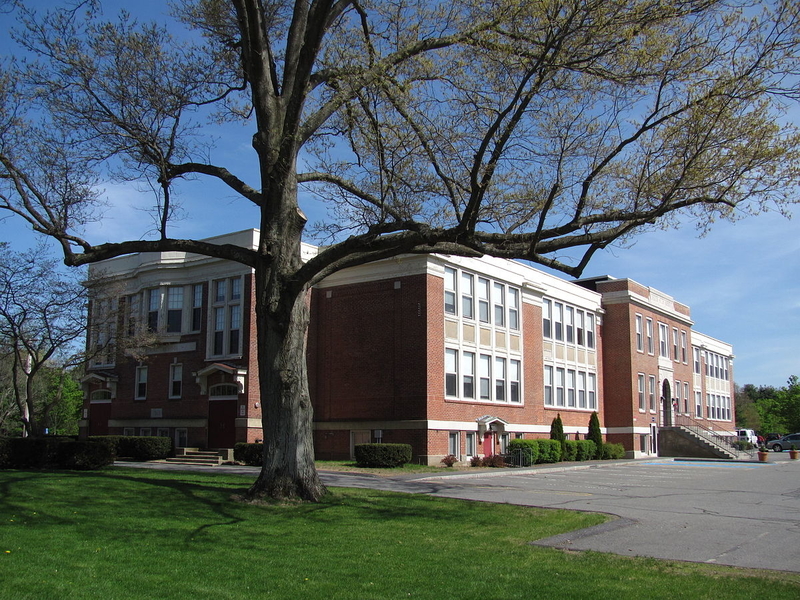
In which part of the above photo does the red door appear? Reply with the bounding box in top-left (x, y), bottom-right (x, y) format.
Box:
top-left (88, 402), bottom-right (111, 436)
top-left (208, 400), bottom-right (237, 448)
top-left (483, 432), bottom-right (494, 456)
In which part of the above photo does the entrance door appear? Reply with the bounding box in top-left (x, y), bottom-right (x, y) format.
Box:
top-left (661, 380), bottom-right (672, 426)
top-left (483, 432), bottom-right (494, 456)
top-left (208, 400), bottom-right (237, 448)
top-left (88, 402), bottom-right (111, 436)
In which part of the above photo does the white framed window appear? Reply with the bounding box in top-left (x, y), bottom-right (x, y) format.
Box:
top-left (544, 365), bottom-right (553, 406)
top-left (542, 298), bottom-right (552, 338)
top-left (567, 369), bottom-right (576, 407)
top-left (461, 272), bottom-right (474, 319)
top-left (444, 267), bottom-right (457, 315)
top-left (494, 357), bottom-right (506, 402)
top-left (680, 331), bottom-right (688, 363)
top-left (500, 433), bottom-right (510, 454)
top-left (694, 347), bottom-right (701, 373)
top-left (123, 427), bottom-right (135, 436)
top-left (565, 306), bottom-right (574, 344)
top-left (695, 391), bottom-right (703, 418)
top-left (479, 354), bottom-right (491, 400)
top-left (586, 313), bottom-right (595, 349)
top-left (588, 373), bottom-right (597, 409)
top-left (448, 432), bottom-right (460, 457)
top-left (576, 309), bottom-right (585, 346)
top-left (509, 360), bottom-right (521, 403)
top-left (478, 277), bottom-right (491, 323)
top-left (147, 288), bottom-right (160, 332)
top-left (554, 302), bottom-right (564, 341)
top-left (646, 318), bottom-right (654, 354)
top-left (445, 348), bottom-right (458, 397)
top-left (466, 432), bottom-right (476, 456)
top-left (191, 283), bottom-right (203, 332)
top-left (555, 367), bottom-right (565, 407)
top-left (674, 379), bottom-right (681, 408)
top-left (672, 328), bottom-right (679, 361)
top-left (683, 382), bottom-right (690, 413)
top-left (493, 282), bottom-right (505, 327)
top-left (638, 374), bottom-right (645, 410)
top-left (135, 366), bottom-right (148, 400)
top-left (157, 428), bottom-right (170, 438)
top-left (659, 323), bottom-right (669, 358)
top-left (635, 314), bottom-right (643, 352)
top-left (210, 276), bottom-right (243, 357)
top-left (169, 363), bottom-right (183, 399)
top-left (578, 371), bottom-right (586, 408)
top-left (508, 288), bottom-right (519, 331)
top-left (648, 375), bottom-right (656, 411)
top-left (166, 286), bottom-right (184, 333)
top-left (462, 351), bottom-right (475, 399)
top-left (140, 427), bottom-right (151, 436)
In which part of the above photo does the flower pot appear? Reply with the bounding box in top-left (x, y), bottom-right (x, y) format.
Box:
top-left (757, 451), bottom-right (770, 462)
top-left (789, 450), bottom-right (799, 460)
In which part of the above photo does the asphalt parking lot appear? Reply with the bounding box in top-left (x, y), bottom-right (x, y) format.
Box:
top-left (407, 455), bottom-right (800, 573)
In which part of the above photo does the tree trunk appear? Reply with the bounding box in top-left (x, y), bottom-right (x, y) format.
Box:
top-left (247, 266), bottom-right (326, 502)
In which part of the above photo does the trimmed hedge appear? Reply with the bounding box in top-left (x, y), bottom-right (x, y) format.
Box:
top-left (507, 439), bottom-right (539, 466)
top-left (354, 443), bottom-right (412, 468)
top-left (0, 437), bottom-right (114, 470)
top-left (563, 440), bottom-right (578, 462)
top-left (600, 442), bottom-right (626, 460)
top-left (537, 439), bottom-right (563, 463)
top-left (88, 435), bottom-right (172, 461)
top-left (234, 442), bottom-right (264, 466)
top-left (508, 438), bottom-right (600, 466)
top-left (574, 439), bottom-right (597, 462)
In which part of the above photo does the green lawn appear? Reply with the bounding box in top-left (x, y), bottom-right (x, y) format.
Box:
top-left (1, 468), bottom-right (797, 599)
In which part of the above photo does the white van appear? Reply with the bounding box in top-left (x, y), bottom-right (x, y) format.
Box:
top-left (736, 429), bottom-right (758, 445)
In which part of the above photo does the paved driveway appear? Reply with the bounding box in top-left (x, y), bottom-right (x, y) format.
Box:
top-left (401, 456), bottom-right (800, 573)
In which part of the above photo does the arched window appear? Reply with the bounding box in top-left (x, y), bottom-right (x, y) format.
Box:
top-left (91, 389), bottom-right (112, 402)
top-left (209, 383), bottom-right (239, 398)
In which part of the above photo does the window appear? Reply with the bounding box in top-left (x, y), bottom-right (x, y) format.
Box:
top-left (588, 373), bottom-right (597, 409)
top-left (478, 278), bottom-right (490, 323)
top-left (555, 367), bottom-right (565, 407)
top-left (139, 428), bottom-right (151, 437)
top-left (695, 391), bottom-right (703, 418)
top-left (554, 302), bottom-right (563, 341)
top-left (500, 433), bottom-right (510, 454)
top-left (191, 284), bottom-right (203, 331)
top-left (479, 355), bottom-right (491, 400)
top-left (694, 347), bottom-right (701, 373)
top-left (157, 428), bottom-right (170, 438)
top-left (544, 365), bottom-right (553, 406)
top-left (565, 306), bottom-right (574, 344)
top-left (576, 310), bottom-right (585, 346)
top-left (635, 314), bottom-right (643, 352)
top-left (578, 371), bottom-right (586, 408)
top-left (91, 297), bottom-right (116, 367)
top-left (683, 382), bottom-right (690, 413)
top-left (449, 432), bottom-right (460, 457)
top-left (135, 366), bottom-right (148, 400)
top-left (445, 349), bottom-right (458, 397)
top-left (586, 313), bottom-right (595, 348)
top-left (508, 288), bottom-right (519, 330)
top-left (147, 289), bottom-right (160, 332)
top-left (210, 277), bottom-right (243, 357)
top-left (674, 379), bottom-right (681, 408)
top-left (169, 364), bottom-right (182, 399)
top-left (659, 323), bottom-right (669, 357)
top-left (542, 298), bottom-right (552, 338)
top-left (461, 272), bottom-right (474, 319)
top-left (444, 267), bottom-right (457, 315)
top-left (680, 331), bottom-right (688, 363)
top-left (567, 369), bottom-right (576, 407)
top-left (646, 318), bottom-right (654, 354)
top-left (672, 328), bottom-right (679, 361)
top-left (91, 389), bottom-right (112, 401)
top-left (466, 432), bottom-right (476, 456)
top-left (648, 375), bottom-right (656, 411)
top-left (166, 287), bottom-right (184, 333)
top-left (123, 427), bottom-right (135, 436)
top-left (494, 357), bottom-right (506, 402)
top-left (638, 374), bottom-right (645, 410)
top-left (509, 360), bottom-right (521, 403)
top-left (493, 283), bottom-right (505, 327)
top-left (462, 351), bottom-right (475, 399)
top-left (209, 383), bottom-right (239, 397)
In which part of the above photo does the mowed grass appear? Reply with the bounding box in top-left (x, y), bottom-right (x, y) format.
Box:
top-left (1, 468), bottom-right (798, 599)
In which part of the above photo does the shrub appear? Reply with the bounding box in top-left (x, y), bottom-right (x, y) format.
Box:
top-left (600, 442), bottom-right (626, 460)
top-left (537, 439), bottom-right (563, 463)
top-left (470, 455), bottom-right (483, 467)
top-left (0, 438), bottom-right (11, 469)
top-left (117, 436), bottom-right (172, 461)
top-left (563, 440), bottom-right (578, 462)
top-left (587, 412), bottom-right (603, 458)
top-left (59, 441), bottom-right (115, 470)
top-left (87, 436), bottom-right (124, 459)
top-left (508, 439), bottom-right (539, 466)
top-left (354, 443), bottom-right (412, 468)
top-left (575, 439), bottom-right (597, 461)
top-left (6, 437), bottom-right (71, 468)
top-left (234, 442), bottom-right (264, 466)
top-left (440, 454), bottom-right (458, 467)
top-left (481, 454), bottom-right (507, 468)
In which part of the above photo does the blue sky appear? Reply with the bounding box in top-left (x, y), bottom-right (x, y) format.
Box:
top-left (2, 1), bottom-right (799, 388)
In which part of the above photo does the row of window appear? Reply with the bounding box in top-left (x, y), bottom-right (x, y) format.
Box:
top-left (706, 394), bottom-right (731, 421)
top-left (702, 350), bottom-right (731, 381)
top-left (445, 349), bottom-right (521, 403)
top-left (122, 427), bottom-right (188, 448)
top-left (543, 365), bottom-right (597, 410)
top-left (444, 267), bottom-right (520, 330)
top-left (635, 315), bottom-right (688, 363)
top-left (448, 431), bottom-right (523, 457)
top-left (132, 365), bottom-right (239, 400)
top-left (542, 299), bottom-right (596, 348)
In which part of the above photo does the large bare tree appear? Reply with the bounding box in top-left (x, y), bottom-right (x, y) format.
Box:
top-left (1, 0), bottom-right (799, 500)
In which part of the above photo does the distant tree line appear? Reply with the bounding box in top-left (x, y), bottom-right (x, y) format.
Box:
top-left (735, 377), bottom-right (800, 435)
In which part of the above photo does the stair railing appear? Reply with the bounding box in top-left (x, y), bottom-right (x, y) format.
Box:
top-left (672, 414), bottom-right (753, 457)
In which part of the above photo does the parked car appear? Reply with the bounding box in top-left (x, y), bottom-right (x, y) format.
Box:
top-left (765, 433), bottom-right (800, 452)
top-left (736, 429), bottom-right (758, 445)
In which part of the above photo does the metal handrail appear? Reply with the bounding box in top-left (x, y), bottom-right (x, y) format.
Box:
top-left (672, 414), bottom-right (753, 457)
